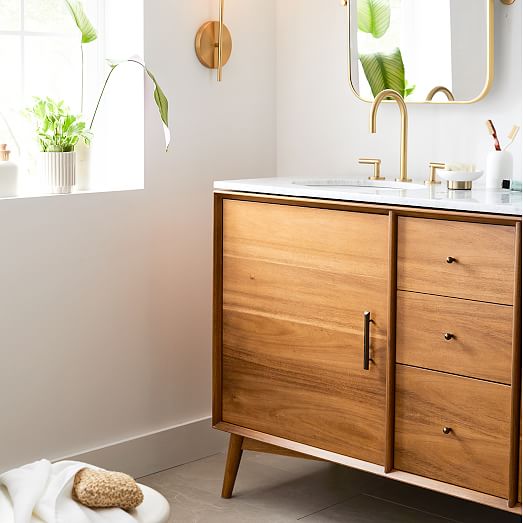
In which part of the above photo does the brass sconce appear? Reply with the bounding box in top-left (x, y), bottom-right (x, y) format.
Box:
top-left (195, 0), bottom-right (233, 82)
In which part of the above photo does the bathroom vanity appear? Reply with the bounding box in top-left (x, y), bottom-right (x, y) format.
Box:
top-left (212, 179), bottom-right (522, 513)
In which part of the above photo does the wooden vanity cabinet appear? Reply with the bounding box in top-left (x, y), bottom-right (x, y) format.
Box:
top-left (213, 192), bottom-right (522, 514)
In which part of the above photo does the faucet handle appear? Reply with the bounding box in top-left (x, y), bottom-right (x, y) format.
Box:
top-left (359, 158), bottom-right (385, 181)
top-left (426, 162), bottom-right (446, 185)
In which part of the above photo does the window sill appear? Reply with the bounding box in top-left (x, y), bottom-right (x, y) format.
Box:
top-left (0, 183), bottom-right (144, 202)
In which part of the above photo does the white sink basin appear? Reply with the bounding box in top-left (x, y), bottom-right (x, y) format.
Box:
top-left (292, 179), bottom-right (426, 190)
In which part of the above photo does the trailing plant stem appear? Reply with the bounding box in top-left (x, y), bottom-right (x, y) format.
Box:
top-left (90, 59), bottom-right (145, 130)
top-left (81, 44), bottom-right (84, 114)
top-left (89, 64), bottom-right (118, 130)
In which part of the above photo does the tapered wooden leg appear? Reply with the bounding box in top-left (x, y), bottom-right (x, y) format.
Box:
top-left (221, 434), bottom-right (244, 498)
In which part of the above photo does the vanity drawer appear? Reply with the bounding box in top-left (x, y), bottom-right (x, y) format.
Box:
top-left (397, 218), bottom-right (516, 304)
top-left (396, 291), bottom-right (513, 384)
top-left (395, 365), bottom-right (511, 498)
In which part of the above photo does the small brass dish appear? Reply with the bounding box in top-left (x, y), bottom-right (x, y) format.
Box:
top-left (438, 170), bottom-right (484, 191)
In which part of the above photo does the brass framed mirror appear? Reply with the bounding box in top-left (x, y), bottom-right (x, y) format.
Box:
top-left (346, 0), bottom-right (494, 104)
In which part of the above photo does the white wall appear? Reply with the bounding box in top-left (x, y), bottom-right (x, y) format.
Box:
top-left (0, 0), bottom-right (275, 472)
top-left (276, 0), bottom-right (521, 182)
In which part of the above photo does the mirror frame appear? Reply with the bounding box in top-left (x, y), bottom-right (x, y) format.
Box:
top-left (346, 0), bottom-right (495, 104)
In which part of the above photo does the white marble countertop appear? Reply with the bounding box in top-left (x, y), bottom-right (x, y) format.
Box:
top-left (214, 177), bottom-right (522, 216)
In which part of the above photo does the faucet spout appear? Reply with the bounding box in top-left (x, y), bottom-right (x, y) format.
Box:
top-left (369, 89), bottom-right (411, 183)
top-left (426, 86), bottom-right (455, 102)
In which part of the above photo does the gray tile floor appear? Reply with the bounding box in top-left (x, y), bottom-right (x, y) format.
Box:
top-left (139, 452), bottom-right (521, 523)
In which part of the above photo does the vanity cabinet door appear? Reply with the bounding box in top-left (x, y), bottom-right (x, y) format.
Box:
top-left (220, 200), bottom-right (389, 465)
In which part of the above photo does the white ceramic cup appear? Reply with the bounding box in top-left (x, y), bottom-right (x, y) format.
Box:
top-left (485, 150), bottom-right (513, 189)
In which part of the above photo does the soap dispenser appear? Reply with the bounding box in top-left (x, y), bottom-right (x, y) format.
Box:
top-left (0, 144), bottom-right (18, 197)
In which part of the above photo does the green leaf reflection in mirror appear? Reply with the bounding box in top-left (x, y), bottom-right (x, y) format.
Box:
top-left (357, 0), bottom-right (414, 99)
top-left (357, 0), bottom-right (391, 39)
top-left (359, 48), bottom-right (416, 99)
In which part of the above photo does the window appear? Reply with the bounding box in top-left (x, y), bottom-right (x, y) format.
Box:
top-left (0, 0), bottom-right (144, 194)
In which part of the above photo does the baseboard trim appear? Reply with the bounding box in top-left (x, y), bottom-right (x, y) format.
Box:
top-left (63, 417), bottom-right (227, 479)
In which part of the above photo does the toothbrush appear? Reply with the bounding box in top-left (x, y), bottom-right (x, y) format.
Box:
top-left (504, 125), bottom-right (520, 151)
top-left (486, 120), bottom-right (502, 151)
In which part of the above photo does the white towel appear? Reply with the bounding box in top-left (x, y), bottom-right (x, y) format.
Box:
top-left (0, 460), bottom-right (137, 523)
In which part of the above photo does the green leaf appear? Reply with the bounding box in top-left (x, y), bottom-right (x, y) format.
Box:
top-left (146, 68), bottom-right (169, 144)
top-left (149, 72), bottom-right (170, 151)
top-left (64, 0), bottom-right (97, 44)
top-left (360, 48), bottom-right (412, 98)
top-left (358, 0), bottom-right (390, 39)
top-left (405, 82), bottom-right (416, 98)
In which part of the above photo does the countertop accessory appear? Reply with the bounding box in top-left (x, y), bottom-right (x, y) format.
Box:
top-left (426, 87), bottom-right (455, 102)
top-left (486, 150), bottom-right (514, 189)
top-left (370, 89), bottom-right (411, 183)
top-left (195, 0), bottom-right (232, 82)
top-left (359, 158), bottom-right (385, 181)
top-left (426, 162), bottom-right (445, 185)
top-left (438, 169), bottom-right (484, 190)
top-left (0, 144), bottom-right (18, 197)
top-left (486, 120), bottom-right (502, 151)
top-left (0, 144), bottom-right (10, 162)
top-left (502, 180), bottom-right (522, 192)
top-left (504, 125), bottom-right (520, 151)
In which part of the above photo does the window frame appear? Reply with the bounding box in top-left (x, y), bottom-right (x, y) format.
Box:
top-left (0, 0), bottom-right (106, 109)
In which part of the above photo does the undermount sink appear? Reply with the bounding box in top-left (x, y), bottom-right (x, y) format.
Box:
top-left (292, 179), bottom-right (426, 190)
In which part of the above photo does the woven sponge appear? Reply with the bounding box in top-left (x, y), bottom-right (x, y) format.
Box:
top-left (72, 468), bottom-right (144, 511)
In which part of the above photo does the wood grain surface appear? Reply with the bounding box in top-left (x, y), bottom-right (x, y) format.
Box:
top-left (395, 365), bottom-right (511, 498)
top-left (398, 217), bottom-right (515, 304)
top-left (396, 291), bottom-right (513, 384)
top-left (222, 200), bottom-right (388, 464)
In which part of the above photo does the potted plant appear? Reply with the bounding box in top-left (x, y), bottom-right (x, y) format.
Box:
top-left (27, 97), bottom-right (91, 194)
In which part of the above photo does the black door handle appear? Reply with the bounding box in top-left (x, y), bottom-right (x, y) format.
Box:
top-left (363, 311), bottom-right (371, 370)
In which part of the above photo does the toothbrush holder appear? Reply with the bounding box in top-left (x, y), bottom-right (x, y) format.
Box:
top-left (485, 150), bottom-right (513, 189)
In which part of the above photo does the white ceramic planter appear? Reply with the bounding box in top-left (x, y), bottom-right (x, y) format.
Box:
top-left (39, 151), bottom-right (76, 194)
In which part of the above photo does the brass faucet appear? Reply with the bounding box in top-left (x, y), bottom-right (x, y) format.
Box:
top-left (370, 89), bottom-right (411, 183)
top-left (426, 86), bottom-right (455, 102)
